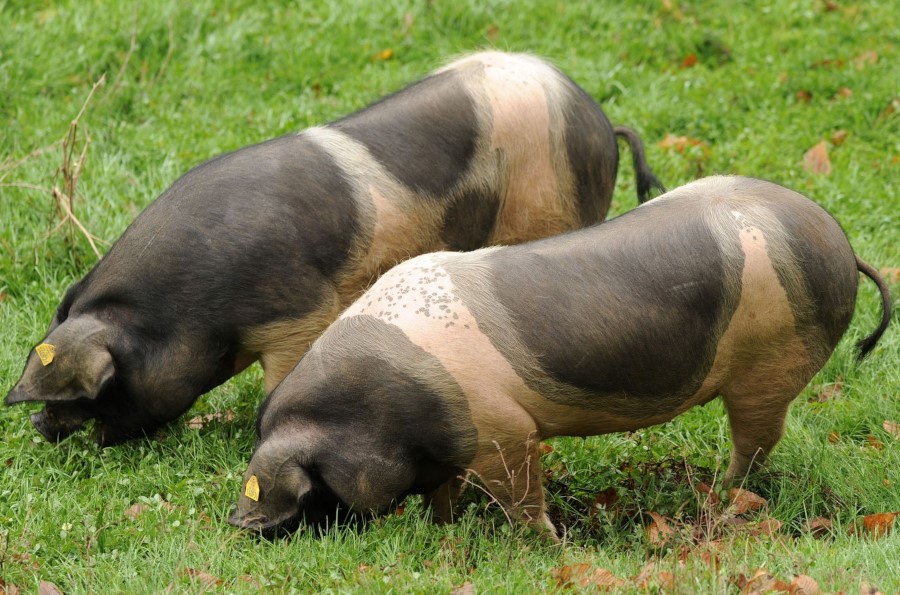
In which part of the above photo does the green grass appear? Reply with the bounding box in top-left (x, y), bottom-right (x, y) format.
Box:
top-left (1, 0), bottom-right (898, 592)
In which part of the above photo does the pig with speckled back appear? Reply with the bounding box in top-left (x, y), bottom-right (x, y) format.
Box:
top-left (5, 51), bottom-right (663, 445)
top-left (230, 176), bottom-right (891, 539)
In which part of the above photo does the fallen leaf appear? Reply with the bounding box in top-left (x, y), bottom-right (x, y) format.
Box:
top-left (810, 58), bottom-right (844, 69)
top-left (589, 568), bottom-right (625, 588)
top-left (859, 512), bottom-right (897, 538)
top-left (821, 0), bottom-right (839, 11)
top-left (551, 563), bottom-right (592, 588)
top-left (866, 435), bottom-right (884, 450)
top-left (852, 50), bottom-right (878, 69)
top-left (658, 133), bottom-right (710, 158)
top-left (796, 89), bottom-right (813, 103)
top-left (834, 87), bottom-right (853, 99)
top-left (828, 431), bottom-right (840, 443)
top-left (884, 420), bottom-right (900, 439)
top-left (696, 481), bottom-right (721, 505)
top-left (186, 409), bottom-right (235, 430)
top-left (633, 562), bottom-right (655, 588)
top-left (728, 488), bottom-right (767, 515)
top-left (0, 578), bottom-right (21, 595)
top-left (803, 141), bottom-right (832, 175)
top-left (372, 48), bottom-right (394, 62)
top-left (739, 569), bottom-right (776, 594)
top-left (803, 516), bottom-right (833, 538)
top-left (657, 571), bottom-right (675, 590)
top-left (742, 517), bottom-right (783, 537)
top-left (124, 503), bottom-right (149, 520)
top-left (591, 487), bottom-right (619, 514)
top-left (451, 582), bottom-right (475, 595)
top-left (777, 71), bottom-right (789, 84)
top-left (183, 568), bottom-right (223, 588)
top-left (38, 582), bottom-right (63, 595)
top-left (830, 129), bottom-right (849, 146)
top-left (792, 574), bottom-right (820, 595)
top-left (879, 268), bottom-right (900, 285)
top-left (540, 442), bottom-right (554, 454)
top-left (681, 53), bottom-right (699, 68)
top-left (879, 96), bottom-right (900, 120)
top-left (646, 511), bottom-right (675, 547)
top-left (486, 24), bottom-right (499, 40)
top-left (395, 504), bottom-right (405, 516)
top-left (0, 291), bottom-right (7, 302)
top-left (813, 375), bottom-right (843, 402)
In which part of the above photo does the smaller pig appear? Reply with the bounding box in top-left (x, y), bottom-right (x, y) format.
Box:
top-left (229, 176), bottom-right (891, 538)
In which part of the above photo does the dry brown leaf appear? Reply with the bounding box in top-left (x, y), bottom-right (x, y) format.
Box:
top-left (183, 568), bottom-right (223, 588)
top-left (866, 435), bottom-right (884, 450)
top-left (38, 582), bottom-right (63, 595)
top-left (852, 50), bottom-right (878, 69)
top-left (728, 488), bottom-right (767, 515)
top-left (747, 518), bottom-right (783, 537)
top-left (394, 504), bottom-right (405, 516)
top-left (792, 574), bottom-right (820, 595)
top-left (658, 571), bottom-right (676, 590)
top-left (696, 481), bottom-right (721, 505)
top-left (540, 442), bottom-right (554, 454)
top-left (589, 568), bottom-right (625, 589)
top-left (740, 569), bottom-right (776, 594)
top-left (860, 512), bottom-right (897, 538)
top-left (451, 582), bottom-right (475, 595)
top-left (830, 129), bottom-right (849, 146)
top-left (372, 48), bottom-right (394, 62)
top-left (803, 516), bottom-right (833, 538)
top-left (658, 133), bottom-right (710, 157)
top-left (124, 503), bottom-right (149, 520)
top-left (883, 420), bottom-right (900, 439)
top-left (186, 409), bottom-right (235, 430)
top-left (486, 24), bottom-right (499, 41)
top-left (682, 53), bottom-right (699, 68)
top-left (803, 141), bottom-right (832, 175)
top-left (821, 0), bottom-right (839, 11)
top-left (834, 87), bottom-right (853, 99)
top-left (796, 89), bottom-right (813, 103)
top-left (646, 511), bottom-right (675, 547)
top-left (880, 268), bottom-right (900, 285)
top-left (813, 375), bottom-right (843, 402)
top-left (591, 487), bottom-right (619, 515)
top-left (0, 579), bottom-right (21, 595)
top-left (551, 563), bottom-right (593, 588)
top-left (633, 562), bottom-right (655, 588)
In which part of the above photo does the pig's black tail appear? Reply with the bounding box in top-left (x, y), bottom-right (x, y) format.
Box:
top-left (854, 255), bottom-right (892, 361)
top-left (613, 125), bottom-right (666, 204)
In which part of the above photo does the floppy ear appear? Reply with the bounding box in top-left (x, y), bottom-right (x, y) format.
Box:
top-left (5, 316), bottom-right (115, 405)
top-left (228, 450), bottom-right (315, 534)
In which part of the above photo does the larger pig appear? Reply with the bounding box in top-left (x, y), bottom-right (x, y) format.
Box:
top-left (230, 175), bottom-right (891, 538)
top-left (4, 51), bottom-right (664, 445)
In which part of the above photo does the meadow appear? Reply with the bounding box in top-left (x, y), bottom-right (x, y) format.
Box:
top-left (1, 0), bottom-right (898, 592)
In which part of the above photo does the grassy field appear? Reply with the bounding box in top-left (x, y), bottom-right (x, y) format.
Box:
top-left (1, 0), bottom-right (898, 592)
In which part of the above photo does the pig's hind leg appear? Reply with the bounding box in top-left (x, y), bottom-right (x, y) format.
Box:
top-left (425, 475), bottom-right (466, 524)
top-left (721, 356), bottom-right (820, 486)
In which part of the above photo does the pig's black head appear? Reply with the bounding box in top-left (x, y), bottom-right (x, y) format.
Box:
top-left (4, 313), bottom-right (222, 446)
top-left (228, 435), bottom-right (352, 539)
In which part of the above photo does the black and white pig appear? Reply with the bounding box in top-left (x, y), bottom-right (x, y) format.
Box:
top-left (4, 51), bottom-right (664, 445)
top-left (229, 175), bottom-right (891, 538)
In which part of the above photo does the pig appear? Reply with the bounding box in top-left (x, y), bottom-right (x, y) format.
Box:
top-left (229, 175), bottom-right (892, 539)
top-left (4, 51), bottom-right (664, 445)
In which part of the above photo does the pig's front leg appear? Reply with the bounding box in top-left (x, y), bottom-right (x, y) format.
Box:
top-left (425, 474), bottom-right (466, 524)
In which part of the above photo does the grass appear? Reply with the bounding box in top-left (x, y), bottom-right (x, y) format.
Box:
top-left (1, 0), bottom-right (898, 592)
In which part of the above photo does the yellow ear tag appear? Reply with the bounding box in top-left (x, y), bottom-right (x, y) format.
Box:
top-left (245, 475), bottom-right (260, 501)
top-left (35, 343), bottom-right (56, 366)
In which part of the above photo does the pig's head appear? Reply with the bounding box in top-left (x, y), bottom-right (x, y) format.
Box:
top-left (5, 312), bottom-right (233, 445)
top-left (228, 433), bottom-right (349, 538)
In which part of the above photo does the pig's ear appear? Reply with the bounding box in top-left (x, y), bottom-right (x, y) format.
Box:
top-left (5, 316), bottom-right (115, 405)
top-left (228, 456), bottom-right (314, 535)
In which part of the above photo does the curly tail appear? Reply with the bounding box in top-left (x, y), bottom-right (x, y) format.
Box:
top-left (613, 125), bottom-right (666, 203)
top-left (854, 256), bottom-right (892, 361)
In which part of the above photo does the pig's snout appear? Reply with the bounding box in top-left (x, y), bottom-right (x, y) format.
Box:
top-left (30, 404), bottom-right (92, 443)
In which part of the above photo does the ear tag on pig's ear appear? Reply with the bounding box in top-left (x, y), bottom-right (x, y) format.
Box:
top-left (35, 343), bottom-right (56, 366)
top-left (245, 475), bottom-right (260, 502)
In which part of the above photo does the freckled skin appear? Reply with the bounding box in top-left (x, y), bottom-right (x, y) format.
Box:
top-left (232, 176), bottom-right (890, 538)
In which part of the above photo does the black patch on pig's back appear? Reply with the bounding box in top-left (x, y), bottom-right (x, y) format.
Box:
top-left (330, 69), bottom-right (477, 197)
top-left (475, 204), bottom-right (742, 411)
top-left (440, 187), bottom-right (501, 251)
top-left (82, 133), bottom-right (359, 328)
top-left (560, 80), bottom-right (618, 225)
top-left (762, 194), bottom-right (858, 357)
